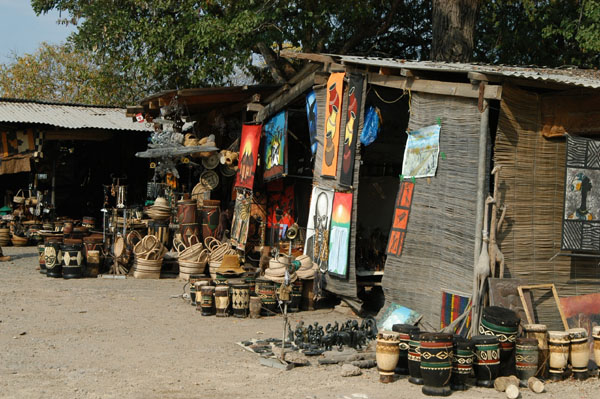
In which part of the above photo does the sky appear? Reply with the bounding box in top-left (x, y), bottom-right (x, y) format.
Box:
top-left (0, 1), bottom-right (76, 64)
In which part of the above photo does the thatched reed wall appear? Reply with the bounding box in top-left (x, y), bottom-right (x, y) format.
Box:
top-left (494, 85), bottom-right (600, 330)
top-left (381, 92), bottom-right (482, 328)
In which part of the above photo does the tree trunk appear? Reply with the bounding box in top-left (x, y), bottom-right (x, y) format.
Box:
top-left (431, 0), bottom-right (480, 62)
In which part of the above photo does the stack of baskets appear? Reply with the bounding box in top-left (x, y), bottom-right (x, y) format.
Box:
top-left (132, 234), bottom-right (166, 279)
top-left (0, 228), bottom-right (10, 246)
top-left (11, 234), bottom-right (28, 247)
top-left (205, 237), bottom-right (237, 279)
top-left (264, 255), bottom-right (298, 284)
top-left (174, 236), bottom-right (208, 280)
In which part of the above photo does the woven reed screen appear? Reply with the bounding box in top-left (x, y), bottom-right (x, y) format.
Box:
top-left (495, 85), bottom-right (600, 330)
top-left (380, 92), bottom-right (482, 327)
top-left (311, 76), bottom-right (366, 299)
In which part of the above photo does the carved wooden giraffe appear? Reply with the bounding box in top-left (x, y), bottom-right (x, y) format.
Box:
top-left (471, 195), bottom-right (493, 334)
top-left (489, 165), bottom-right (507, 278)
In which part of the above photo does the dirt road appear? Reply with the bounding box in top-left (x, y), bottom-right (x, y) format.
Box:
top-left (1, 246), bottom-right (598, 398)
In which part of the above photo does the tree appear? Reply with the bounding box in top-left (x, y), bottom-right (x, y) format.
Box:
top-left (476, 0), bottom-right (600, 67)
top-left (31, 1), bottom-right (431, 90)
top-left (431, 0), bottom-right (480, 62)
top-left (0, 42), bottom-right (138, 106)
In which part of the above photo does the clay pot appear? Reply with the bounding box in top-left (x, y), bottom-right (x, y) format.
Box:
top-left (376, 331), bottom-right (401, 383)
top-left (472, 334), bottom-right (500, 388)
top-left (392, 324), bottom-right (420, 375)
top-left (568, 327), bottom-right (589, 380)
top-left (419, 332), bottom-right (453, 397)
top-left (516, 337), bottom-right (539, 385)
top-left (548, 331), bottom-right (570, 381)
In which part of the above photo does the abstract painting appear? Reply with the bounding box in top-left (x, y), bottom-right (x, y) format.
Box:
top-left (328, 192), bottom-right (353, 278)
top-left (321, 72), bottom-right (345, 179)
top-left (386, 180), bottom-right (414, 257)
top-left (440, 290), bottom-right (472, 336)
top-left (305, 90), bottom-right (318, 155)
top-left (562, 135), bottom-right (600, 252)
top-left (231, 189), bottom-right (252, 249)
top-left (340, 74), bottom-right (364, 187)
top-left (402, 124), bottom-right (441, 179)
top-left (235, 123), bottom-right (262, 190)
top-left (263, 110), bottom-right (288, 181)
top-left (304, 186), bottom-right (334, 271)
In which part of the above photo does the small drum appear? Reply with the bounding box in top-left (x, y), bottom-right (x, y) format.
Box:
top-left (376, 331), bottom-right (401, 384)
top-left (516, 337), bottom-right (539, 385)
top-left (479, 306), bottom-right (519, 376)
top-left (568, 327), bottom-right (590, 380)
top-left (61, 243), bottom-right (84, 279)
top-left (199, 285), bottom-right (215, 316)
top-left (548, 331), bottom-right (570, 381)
top-left (392, 324), bottom-right (420, 375)
top-left (522, 323), bottom-right (548, 378)
top-left (256, 277), bottom-right (276, 316)
top-left (419, 332), bottom-right (453, 397)
top-left (408, 330), bottom-right (424, 385)
top-left (451, 336), bottom-right (473, 391)
top-left (214, 286), bottom-right (230, 317)
top-left (44, 241), bottom-right (63, 278)
top-left (231, 284), bottom-right (250, 318)
top-left (472, 335), bottom-right (500, 388)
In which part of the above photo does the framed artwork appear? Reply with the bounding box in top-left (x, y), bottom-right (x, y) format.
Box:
top-left (327, 192), bottom-right (353, 278)
top-left (263, 110), bottom-right (288, 181)
top-left (235, 123), bottom-right (262, 190)
top-left (321, 72), bottom-right (345, 179)
top-left (386, 180), bottom-right (414, 257)
top-left (340, 73), bottom-right (364, 187)
top-left (305, 90), bottom-right (318, 155)
top-left (402, 124), bottom-right (441, 179)
top-left (304, 186), bottom-right (334, 271)
top-left (231, 189), bottom-right (252, 249)
top-left (562, 135), bottom-right (600, 252)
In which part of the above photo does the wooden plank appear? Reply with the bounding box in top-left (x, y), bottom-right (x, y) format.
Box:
top-left (256, 72), bottom-right (316, 122)
top-left (280, 50), bottom-right (335, 64)
top-left (126, 105), bottom-right (145, 117)
top-left (135, 144), bottom-right (219, 158)
top-left (247, 103), bottom-right (265, 112)
top-left (367, 73), bottom-right (503, 100)
top-left (468, 72), bottom-right (503, 83)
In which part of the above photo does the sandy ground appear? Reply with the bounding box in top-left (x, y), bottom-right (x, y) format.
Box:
top-left (1, 246), bottom-right (599, 399)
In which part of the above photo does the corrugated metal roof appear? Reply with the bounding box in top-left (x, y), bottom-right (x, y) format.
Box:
top-left (0, 98), bottom-right (152, 131)
top-left (334, 55), bottom-right (600, 89)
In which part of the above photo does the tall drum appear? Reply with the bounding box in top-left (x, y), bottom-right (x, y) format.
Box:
top-left (231, 283), bottom-right (250, 318)
top-left (419, 332), bottom-right (453, 397)
top-left (214, 286), bottom-right (230, 317)
top-left (256, 277), bottom-right (276, 316)
top-left (177, 199), bottom-right (200, 246)
top-left (472, 335), bottom-right (500, 388)
top-left (61, 243), bottom-right (84, 279)
top-left (200, 200), bottom-right (220, 240)
top-left (376, 331), bottom-right (401, 383)
top-left (479, 306), bottom-right (520, 376)
top-left (199, 285), bottom-right (215, 316)
top-left (522, 323), bottom-right (548, 378)
top-left (408, 330), bottom-right (424, 385)
top-left (548, 331), bottom-right (570, 381)
top-left (568, 327), bottom-right (590, 380)
top-left (451, 336), bottom-right (473, 391)
top-left (515, 337), bottom-right (539, 385)
top-left (392, 324), bottom-right (420, 375)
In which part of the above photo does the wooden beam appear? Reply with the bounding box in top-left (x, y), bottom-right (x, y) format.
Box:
top-left (400, 68), bottom-right (415, 78)
top-left (247, 103), bottom-right (265, 112)
top-left (368, 73), bottom-right (503, 100)
top-left (468, 72), bottom-right (503, 83)
top-left (280, 50), bottom-right (335, 64)
top-left (126, 105), bottom-right (144, 117)
top-left (256, 72), bottom-right (316, 122)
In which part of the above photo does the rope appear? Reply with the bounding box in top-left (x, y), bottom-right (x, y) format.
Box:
top-left (373, 87), bottom-right (406, 104)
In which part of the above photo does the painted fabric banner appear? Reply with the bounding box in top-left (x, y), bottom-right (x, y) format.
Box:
top-left (235, 123), bottom-right (262, 190)
top-left (328, 192), bottom-right (352, 278)
top-left (1, 128), bottom-right (42, 158)
top-left (304, 186), bottom-right (334, 271)
top-left (305, 90), bottom-right (318, 155)
top-left (263, 110), bottom-right (287, 181)
top-left (340, 74), bottom-right (363, 187)
top-left (562, 135), bottom-right (600, 252)
top-left (321, 72), bottom-right (345, 178)
top-left (401, 124), bottom-right (441, 178)
top-left (231, 189), bottom-right (252, 249)
top-left (386, 180), bottom-right (415, 257)
top-left (440, 290), bottom-right (472, 336)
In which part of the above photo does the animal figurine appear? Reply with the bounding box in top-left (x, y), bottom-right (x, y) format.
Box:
top-left (471, 195), bottom-right (493, 335)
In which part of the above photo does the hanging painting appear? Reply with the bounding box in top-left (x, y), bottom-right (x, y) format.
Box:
top-left (304, 186), bottom-right (334, 271)
top-left (321, 72), bottom-right (345, 179)
top-left (327, 192), bottom-right (353, 278)
top-left (440, 290), bottom-right (472, 336)
top-left (231, 189), bottom-right (252, 249)
top-left (235, 123), bottom-right (262, 190)
top-left (263, 111), bottom-right (288, 181)
top-left (401, 124), bottom-right (441, 179)
top-left (386, 180), bottom-right (414, 257)
top-left (267, 184), bottom-right (295, 240)
top-left (340, 74), bottom-right (364, 187)
top-left (0, 128), bottom-right (43, 157)
top-left (305, 90), bottom-right (318, 155)
top-left (562, 135), bottom-right (600, 252)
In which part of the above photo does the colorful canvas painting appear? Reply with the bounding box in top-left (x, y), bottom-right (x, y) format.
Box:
top-left (386, 181), bottom-right (414, 257)
top-left (1, 128), bottom-right (42, 157)
top-left (440, 290), bottom-right (472, 336)
top-left (560, 293), bottom-right (600, 339)
top-left (267, 184), bottom-right (295, 240)
top-left (231, 189), bottom-right (252, 249)
top-left (562, 135), bottom-right (600, 252)
top-left (327, 192), bottom-right (353, 278)
top-left (263, 111), bottom-right (288, 181)
top-left (305, 90), bottom-right (318, 155)
top-left (304, 186), bottom-right (334, 271)
top-left (378, 303), bottom-right (422, 331)
top-left (321, 72), bottom-right (345, 179)
top-left (340, 74), bottom-right (364, 187)
top-left (402, 124), bottom-right (441, 179)
top-left (235, 123), bottom-right (262, 190)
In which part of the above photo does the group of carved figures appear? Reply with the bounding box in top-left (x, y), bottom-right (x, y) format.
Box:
top-left (290, 318), bottom-right (378, 351)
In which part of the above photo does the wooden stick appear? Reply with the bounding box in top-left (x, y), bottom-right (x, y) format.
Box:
top-left (505, 384), bottom-right (520, 399)
top-left (527, 377), bottom-right (544, 393)
top-left (494, 376), bottom-right (520, 392)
